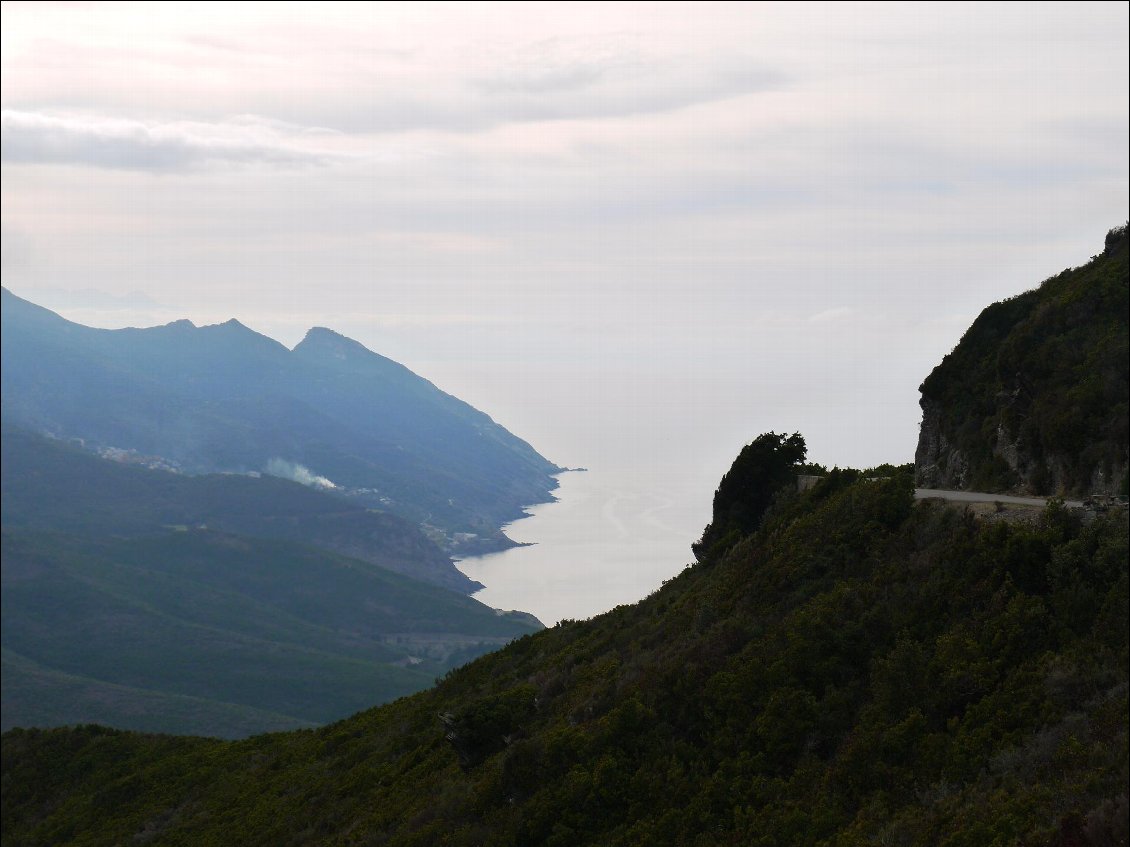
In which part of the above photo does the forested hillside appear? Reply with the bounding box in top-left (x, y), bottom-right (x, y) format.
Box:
top-left (1, 426), bottom-right (477, 593)
top-left (0, 289), bottom-right (561, 553)
top-left (916, 224), bottom-right (1129, 496)
top-left (1, 527), bottom-right (541, 738)
top-left (1, 427), bottom-right (544, 737)
top-left (4, 444), bottom-right (1125, 845)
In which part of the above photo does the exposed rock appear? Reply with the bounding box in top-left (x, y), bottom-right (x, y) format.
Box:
top-left (914, 224), bottom-right (1128, 498)
top-left (913, 397), bottom-right (969, 490)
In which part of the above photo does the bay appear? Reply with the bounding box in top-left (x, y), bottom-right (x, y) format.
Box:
top-left (456, 467), bottom-right (711, 626)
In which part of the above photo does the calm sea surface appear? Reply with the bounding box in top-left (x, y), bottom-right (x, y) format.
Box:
top-left (456, 468), bottom-right (711, 626)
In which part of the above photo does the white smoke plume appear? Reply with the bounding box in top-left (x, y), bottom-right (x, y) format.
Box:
top-left (264, 458), bottom-right (338, 490)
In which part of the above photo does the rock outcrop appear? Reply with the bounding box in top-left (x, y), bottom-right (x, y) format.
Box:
top-left (913, 397), bottom-right (970, 490)
top-left (914, 224), bottom-right (1128, 497)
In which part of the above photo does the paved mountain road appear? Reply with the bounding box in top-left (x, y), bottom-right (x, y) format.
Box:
top-left (914, 488), bottom-right (1084, 509)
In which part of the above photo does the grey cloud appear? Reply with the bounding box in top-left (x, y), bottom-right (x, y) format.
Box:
top-left (222, 67), bottom-right (784, 137)
top-left (474, 63), bottom-right (606, 95)
top-left (1, 110), bottom-right (329, 171)
top-left (2, 25), bottom-right (786, 136)
top-left (450, 54), bottom-right (785, 131)
top-left (3, 48), bottom-right (784, 137)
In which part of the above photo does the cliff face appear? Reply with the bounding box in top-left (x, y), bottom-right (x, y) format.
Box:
top-left (913, 396), bottom-right (970, 489)
top-left (916, 395), bottom-right (1128, 495)
top-left (915, 224), bottom-right (1129, 497)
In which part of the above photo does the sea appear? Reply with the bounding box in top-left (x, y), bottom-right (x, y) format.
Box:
top-left (456, 466), bottom-right (711, 626)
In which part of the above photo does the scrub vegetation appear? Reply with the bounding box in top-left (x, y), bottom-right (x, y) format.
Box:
top-left (3, 452), bottom-right (1126, 845)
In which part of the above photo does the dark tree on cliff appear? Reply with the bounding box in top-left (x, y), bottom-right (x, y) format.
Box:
top-left (693, 431), bottom-right (807, 559)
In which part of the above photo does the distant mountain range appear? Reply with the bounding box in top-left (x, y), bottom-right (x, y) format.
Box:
top-left (0, 287), bottom-right (562, 555)
top-left (0, 294), bottom-right (557, 737)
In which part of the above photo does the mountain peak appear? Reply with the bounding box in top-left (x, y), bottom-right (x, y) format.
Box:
top-left (297, 325), bottom-right (357, 346)
top-left (294, 326), bottom-right (386, 363)
top-left (190, 317), bottom-right (289, 356)
top-left (303, 326), bottom-right (342, 339)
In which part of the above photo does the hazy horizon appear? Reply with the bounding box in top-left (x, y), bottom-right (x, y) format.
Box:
top-left (4, 1), bottom-right (1128, 486)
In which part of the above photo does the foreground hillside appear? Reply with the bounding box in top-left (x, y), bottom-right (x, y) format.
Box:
top-left (916, 224), bottom-right (1129, 497)
top-left (0, 288), bottom-right (561, 553)
top-left (4, 455), bottom-right (1125, 845)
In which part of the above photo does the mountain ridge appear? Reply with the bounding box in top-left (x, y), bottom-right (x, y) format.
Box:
top-left (0, 287), bottom-right (562, 555)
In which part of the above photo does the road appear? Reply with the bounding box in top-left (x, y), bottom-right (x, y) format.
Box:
top-left (914, 488), bottom-right (1084, 509)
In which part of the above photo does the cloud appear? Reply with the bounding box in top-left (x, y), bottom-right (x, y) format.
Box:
top-left (0, 12), bottom-right (788, 136)
top-left (808, 307), bottom-right (858, 324)
top-left (463, 35), bottom-right (785, 128)
top-left (463, 59), bottom-right (782, 129)
top-left (1, 110), bottom-right (331, 171)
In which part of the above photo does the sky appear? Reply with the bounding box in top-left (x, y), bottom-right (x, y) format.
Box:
top-left (2, 1), bottom-right (1128, 496)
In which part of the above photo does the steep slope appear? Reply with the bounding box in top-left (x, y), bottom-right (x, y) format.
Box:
top-left (1, 527), bottom-right (541, 738)
top-left (3, 457), bottom-right (1125, 845)
top-left (0, 425), bottom-right (477, 593)
top-left (0, 290), bottom-right (561, 552)
top-left (915, 224), bottom-right (1129, 496)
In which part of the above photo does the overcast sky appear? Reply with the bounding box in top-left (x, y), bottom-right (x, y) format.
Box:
top-left (2, 1), bottom-right (1128, 489)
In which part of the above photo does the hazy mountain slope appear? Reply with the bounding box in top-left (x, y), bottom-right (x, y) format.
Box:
top-left (3, 462), bottom-right (1125, 845)
top-left (0, 528), bottom-right (541, 737)
top-left (1, 425), bottom-right (478, 593)
top-left (916, 223), bottom-right (1129, 496)
top-left (0, 289), bottom-right (561, 552)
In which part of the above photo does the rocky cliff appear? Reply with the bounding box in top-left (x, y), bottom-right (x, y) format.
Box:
top-left (915, 224), bottom-right (1129, 497)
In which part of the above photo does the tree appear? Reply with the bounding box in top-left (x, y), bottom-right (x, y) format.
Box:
top-left (693, 432), bottom-right (807, 560)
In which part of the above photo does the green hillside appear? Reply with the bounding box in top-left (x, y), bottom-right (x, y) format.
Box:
top-left (1, 425), bottom-right (478, 593)
top-left (916, 223), bottom-right (1129, 496)
top-left (2, 425), bottom-right (545, 737)
top-left (4, 451), bottom-right (1125, 845)
top-left (1, 528), bottom-right (541, 738)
